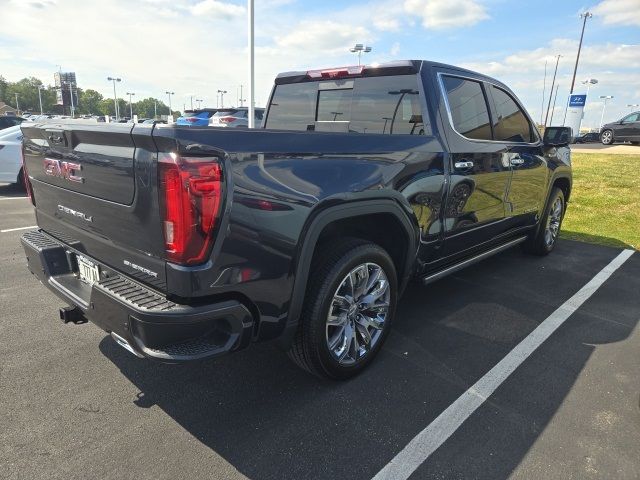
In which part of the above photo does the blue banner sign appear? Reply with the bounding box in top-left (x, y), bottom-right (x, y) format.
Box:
top-left (568, 94), bottom-right (587, 107)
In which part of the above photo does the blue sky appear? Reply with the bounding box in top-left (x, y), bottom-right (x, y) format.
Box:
top-left (1, 0), bottom-right (638, 128)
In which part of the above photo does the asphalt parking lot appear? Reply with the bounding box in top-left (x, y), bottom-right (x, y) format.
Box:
top-left (1, 182), bottom-right (639, 480)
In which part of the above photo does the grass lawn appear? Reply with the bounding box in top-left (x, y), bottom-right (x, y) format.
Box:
top-left (561, 152), bottom-right (640, 250)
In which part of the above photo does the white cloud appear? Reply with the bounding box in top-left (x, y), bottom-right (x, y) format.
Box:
top-left (403, 0), bottom-right (489, 29)
top-left (189, 0), bottom-right (245, 17)
top-left (592, 0), bottom-right (640, 27)
top-left (274, 20), bottom-right (371, 54)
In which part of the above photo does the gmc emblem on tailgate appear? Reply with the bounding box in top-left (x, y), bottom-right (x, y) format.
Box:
top-left (43, 158), bottom-right (84, 183)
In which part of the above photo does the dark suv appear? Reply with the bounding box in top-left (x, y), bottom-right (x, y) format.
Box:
top-left (600, 111), bottom-right (640, 145)
top-left (20, 60), bottom-right (572, 379)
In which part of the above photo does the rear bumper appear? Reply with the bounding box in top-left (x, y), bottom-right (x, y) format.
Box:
top-left (21, 230), bottom-right (254, 362)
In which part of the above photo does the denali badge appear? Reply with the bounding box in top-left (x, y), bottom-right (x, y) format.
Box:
top-left (123, 260), bottom-right (158, 278)
top-left (43, 158), bottom-right (84, 183)
top-left (57, 204), bottom-right (93, 222)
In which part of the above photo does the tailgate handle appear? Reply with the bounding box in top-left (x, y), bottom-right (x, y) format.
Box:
top-left (48, 134), bottom-right (64, 145)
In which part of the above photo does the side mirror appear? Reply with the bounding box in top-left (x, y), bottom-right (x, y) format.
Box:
top-left (543, 126), bottom-right (572, 146)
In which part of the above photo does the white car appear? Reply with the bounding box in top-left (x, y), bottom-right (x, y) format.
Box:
top-left (0, 125), bottom-right (24, 186)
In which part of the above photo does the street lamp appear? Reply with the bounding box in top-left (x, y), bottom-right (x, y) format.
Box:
top-left (107, 77), bottom-right (122, 120)
top-left (196, 98), bottom-right (203, 109)
top-left (569, 11), bottom-right (593, 94)
top-left (15, 93), bottom-right (20, 113)
top-left (349, 44), bottom-right (372, 66)
top-left (599, 95), bottom-right (614, 131)
top-left (126, 92), bottom-right (135, 119)
top-left (165, 91), bottom-right (174, 115)
top-left (217, 90), bottom-right (227, 108)
top-left (581, 78), bottom-right (598, 96)
top-left (628, 104), bottom-right (640, 112)
top-left (37, 85), bottom-right (45, 115)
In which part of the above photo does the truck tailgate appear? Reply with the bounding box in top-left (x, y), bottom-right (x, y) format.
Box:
top-left (21, 122), bottom-right (168, 291)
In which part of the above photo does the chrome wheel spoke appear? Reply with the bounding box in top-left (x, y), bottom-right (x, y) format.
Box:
top-left (326, 262), bottom-right (391, 364)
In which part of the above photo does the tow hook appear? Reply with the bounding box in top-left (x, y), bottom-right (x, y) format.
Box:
top-left (59, 306), bottom-right (87, 324)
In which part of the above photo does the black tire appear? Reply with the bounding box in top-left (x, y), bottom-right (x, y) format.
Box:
top-left (287, 238), bottom-right (397, 380)
top-left (522, 187), bottom-right (565, 256)
top-left (16, 168), bottom-right (26, 191)
top-left (601, 129), bottom-right (614, 145)
top-left (631, 141), bottom-right (639, 145)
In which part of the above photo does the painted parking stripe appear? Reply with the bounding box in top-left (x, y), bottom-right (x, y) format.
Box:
top-left (1, 225), bottom-right (37, 233)
top-left (373, 248), bottom-right (635, 480)
top-left (0, 196), bottom-right (28, 201)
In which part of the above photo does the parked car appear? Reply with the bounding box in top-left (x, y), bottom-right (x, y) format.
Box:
top-left (574, 132), bottom-right (600, 143)
top-left (600, 111), bottom-right (640, 145)
top-left (142, 119), bottom-right (167, 125)
top-left (0, 125), bottom-right (25, 186)
top-left (0, 116), bottom-right (25, 130)
top-left (20, 60), bottom-right (572, 379)
top-left (209, 107), bottom-right (265, 128)
top-left (176, 108), bottom-right (219, 126)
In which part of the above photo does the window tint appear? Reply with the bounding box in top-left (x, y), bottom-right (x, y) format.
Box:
top-left (442, 76), bottom-right (491, 141)
top-left (317, 88), bottom-right (352, 122)
top-left (622, 113), bottom-right (639, 123)
top-left (491, 86), bottom-right (533, 142)
top-left (265, 75), bottom-right (428, 135)
top-left (265, 82), bottom-right (316, 130)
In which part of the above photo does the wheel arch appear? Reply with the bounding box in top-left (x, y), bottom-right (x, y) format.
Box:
top-left (277, 198), bottom-right (420, 349)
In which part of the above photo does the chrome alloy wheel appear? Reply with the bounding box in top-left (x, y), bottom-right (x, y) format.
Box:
top-left (601, 130), bottom-right (613, 145)
top-left (544, 197), bottom-right (563, 247)
top-left (326, 263), bottom-right (390, 365)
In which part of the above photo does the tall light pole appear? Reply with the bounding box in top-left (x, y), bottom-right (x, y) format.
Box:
top-left (582, 78), bottom-right (598, 96)
top-left (349, 44), bottom-right (372, 66)
top-left (628, 104), bottom-right (640, 112)
top-left (67, 82), bottom-right (75, 118)
top-left (549, 84), bottom-right (560, 125)
top-left (569, 11), bottom-right (593, 95)
top-left (599, 96), bottom-right (613, 131)
top-left (544, 54), bottom-right (561, 127)
top-left (238, 85), bottom-right (243, 107)
top-left (217, 90), bottom-right (227, 108)
top-left (126, 92), bottom-right (135, 119)
top-left (540, 59), bottom-right (548, 126)
top-left (189, 95), bottom-right (194, 110)
top-left (196, 98), bottom-right (203, 109)
top-left (165, 91), bottom-right (174, 115)
top-left (107, 77), bottom-right (121, 120)
top-left (37, 85), bottom-right (45, 115)
top-left (15, 93), bottom-right (20, 113)
top-left (154, 98), bottom-right (157, 118)
top-left (248, 0), bottom-right (255, 128)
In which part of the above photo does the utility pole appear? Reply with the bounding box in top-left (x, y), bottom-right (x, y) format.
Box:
top-left (549, 84), bottom-right (560, 126)
top-left (248, 0), bottom-right (255, 127)
top-left (544, 55), bottom-right (561, 127)
top-left (126, 92), bottom-right (135, 119)
top-left (540, 60), bottom-right (547, 126)
top-left (38, 86), bottom-right (44, 115)
top-left (569, 11), bottom-right (592, 94)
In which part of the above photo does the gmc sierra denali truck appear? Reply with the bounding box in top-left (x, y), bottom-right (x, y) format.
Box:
top-left (20, 60), bottom-right (572, 379)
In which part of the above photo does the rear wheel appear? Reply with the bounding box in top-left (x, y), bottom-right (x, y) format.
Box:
top-left (601, 129), bottom-right (614, 145)
top-left (16, 168), bottom-right (25, 191)
top-left (523, 187), bottom-right (565, 256)
top-left (288, 239), bottom-right (397, 379)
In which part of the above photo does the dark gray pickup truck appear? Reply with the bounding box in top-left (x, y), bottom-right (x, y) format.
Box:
top-left (20, 60), bottom-right (572, 379)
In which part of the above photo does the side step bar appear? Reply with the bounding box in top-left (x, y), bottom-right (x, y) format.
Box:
top-left (421, 236), bottom-right (527, 285)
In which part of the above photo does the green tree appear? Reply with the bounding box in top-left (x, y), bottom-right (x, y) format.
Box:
top-left (4, 77), bottom-right (45, 112)
top-left (78, 89), bottom-right (104, 115)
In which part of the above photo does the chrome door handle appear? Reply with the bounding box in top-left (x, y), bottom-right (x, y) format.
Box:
top-left (510, 157), bottom-right (525, 166)
top-left (454, 161), bottom-right (474, 169)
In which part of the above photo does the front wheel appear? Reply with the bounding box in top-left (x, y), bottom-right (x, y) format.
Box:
top-left (523, 187), bottom-right (565, 256)
top-left (288, 239), bottom-right (397, 379)
top-left (601, 129), bottom-right (614, 145)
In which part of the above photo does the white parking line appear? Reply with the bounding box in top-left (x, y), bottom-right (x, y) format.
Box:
top-left (1, 225), bottom-right (37, 233)
top-left (0, 196), bottom-right (28, 201)
top-left (373, 248), bottom-right (635, 480)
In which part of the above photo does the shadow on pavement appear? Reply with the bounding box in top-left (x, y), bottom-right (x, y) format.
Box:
top-left (0, 182), bottom-right (27, 198)
top-left (561, 229), bottom-right (636, 251)
top-left (99, 240), bottom-right (637, 480)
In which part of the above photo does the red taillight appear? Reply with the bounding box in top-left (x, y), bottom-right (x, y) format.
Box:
top-left (307, 65), bottom-right (364, 79)
top-left (185, 117), bottom-right (199, 123)
top-left (158, 153), bottom-right (223, 265)
top-left (219, 116), bottom-right (236, 123)
top-left (20, 147), bottom-right (35, 206)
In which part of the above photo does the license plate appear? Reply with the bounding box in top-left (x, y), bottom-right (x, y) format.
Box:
top-left (77, 255), bottom-right (100, 285)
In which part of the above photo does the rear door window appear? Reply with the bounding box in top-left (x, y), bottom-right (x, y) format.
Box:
top-left (441, 75), bottom-right (492, 141)
top-left (490, 86), bottom-right (533, 143)
top-left (265, 82), bottom-right (317, 131)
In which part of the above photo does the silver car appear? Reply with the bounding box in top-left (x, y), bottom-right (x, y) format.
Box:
top-left (209, 107), bottom-right (265, 128)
